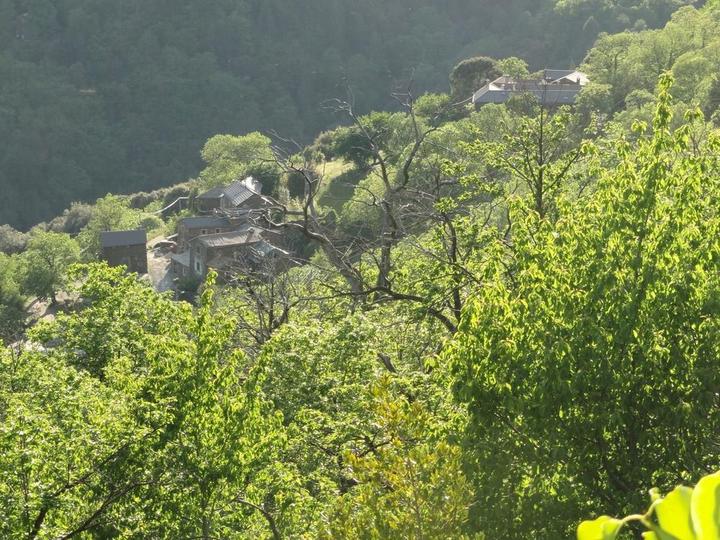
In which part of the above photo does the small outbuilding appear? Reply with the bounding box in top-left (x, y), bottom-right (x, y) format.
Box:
top-left (100, 229), bottom-right (148, 274)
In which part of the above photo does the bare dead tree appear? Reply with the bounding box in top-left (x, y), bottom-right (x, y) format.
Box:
top-left (237, 87), bottom-right (589, 342)
top-left (224, 249), bottom-right (312, 354)
top-left (252, 85), bottom-right (501, 335)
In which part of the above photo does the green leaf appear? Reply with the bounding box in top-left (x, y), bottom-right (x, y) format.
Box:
top-left (691, 471), bottom-right (720, 539)
top-left (577, 516), bottom-right (623, 540)
top-left (656, 486), bottom-right (694, 540)
top-left (645, 530), bottom-right (684, 540)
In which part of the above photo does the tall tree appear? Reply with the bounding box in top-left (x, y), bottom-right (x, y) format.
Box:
top-left (0, 253), bottom-right (24, 342)
top-left (447, 76), bottom-right (720, 537)
top-left (19, 231), bottom-right (80, 304)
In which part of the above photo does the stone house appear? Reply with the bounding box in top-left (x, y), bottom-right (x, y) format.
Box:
top-left (472, 69), bottom-right (589, 107)
top-left (176, 215), bottom-right (234, 251)
top-left (100, 230), bottom-right (148, 274)
top-left (194, 177), bottom-right (272, 213)
top-left (187, 226), bottom-right (288, 280)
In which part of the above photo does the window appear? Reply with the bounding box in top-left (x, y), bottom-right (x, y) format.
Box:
top-left (215, 228), bottom-right (221, 233)
top-left (195, 261), bottom-right (201, 272)
top-left (201, 229), bottom-right (208, 235)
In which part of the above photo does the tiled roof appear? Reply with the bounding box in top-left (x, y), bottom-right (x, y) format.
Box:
top-left (170, 250), bottom-right (190, 267)
top-left (178, 216), bottom-right (232, 228)
top-left (253, 240), bottom-right (290, 257)
top-left (196, 177), bottom-right (262, 206)
top-left (100, 229), bottom-right (147, 248)
top-left (195, 227), bottom-right (264, 248)
top-left (472, 70), bottom-right (588, 106)
top-left (543, 69), bottom-right (576, 80)
top-left (223, 177), bottom-right (262, 207)
top-left (473, 79), bottom-right (583, 106)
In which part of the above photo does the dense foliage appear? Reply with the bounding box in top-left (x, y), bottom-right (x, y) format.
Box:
top-left (0, 0), bottom-right (697, 229)
top-left (578, 470), bottom-right (720, 539)
top-left (448, 75), bottom-right (720, 537)
top-left (4, 2), bottom-right (720, 538)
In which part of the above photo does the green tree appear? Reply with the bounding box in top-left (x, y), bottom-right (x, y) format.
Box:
top-left (704, 75), bottom-right (720, 119)
top-left (575, 82), bottom-right (614, 124)
top-left (448, 76), bottom-right (720, 537)
top-left (0, 225), bottom-right (28, 254)
top-left (582, 31), bottom-right (640, 107)
top-left (19, 231), bottom-right (80, 304)
top-left (449, 56), bottom-right (499, 102)
top-left (130, 276), bottom-right (294, 538)
top-left (257, 314), bottom-right (382, 500)
top-left (464, 104), bottom-right (586, 219)
top-left (0, 346), bottom-right (146, 539)
top-left (0, 253), bottom-right (24, 342)
top-left (76, 195), bottom-right (145, 258)
top-left (200, 132), bottom-right (276, 190)
top-left (27, 265), bottom-right (302, 537)
top-left (496, 56), bottom-right (529, 78)
top-left (323, 380), bottom-right (479, 540)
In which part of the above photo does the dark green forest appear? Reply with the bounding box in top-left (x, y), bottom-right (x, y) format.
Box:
top-left (4, 1), bottom-right (720, 538)
top-left (0, 0), bottom-right (698, 229)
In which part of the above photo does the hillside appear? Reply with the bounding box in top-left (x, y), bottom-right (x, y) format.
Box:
top-left (4, 2), bottom-right (720, 538)
top-left (0, 0), bottom-right (699, 230)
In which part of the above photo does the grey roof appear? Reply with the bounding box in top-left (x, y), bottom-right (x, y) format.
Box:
top-left (473, 87), bottom-right (582, 105)
top-left (473, 70), bottom-right (588, 106)
top-left (223, 178), bottom-right (261, 207)
top-left (253, 240), bottom-right (289, 257)
top-left (195, 227), bottom-right (264, 248)
top-left (100, 229), bottom-right (147, 248)
top-left (171, 250), bottom-right (190, 268)
top-left (178, 216), bottom-right (232, 228)
top-left (473, 79), bottom-right (583, 106)
top-left (196, 177), bottom-right (262, 206)
top-left (542, 69), bottom-right (576, 80)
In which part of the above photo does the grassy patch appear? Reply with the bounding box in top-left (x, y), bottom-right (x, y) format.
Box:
top-left (317, 159), bottom-right (367, 213)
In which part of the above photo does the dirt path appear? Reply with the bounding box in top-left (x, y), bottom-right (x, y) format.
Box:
top-left (25, 291), bottom-right (75, 324)
top-left (147, 247), bottom-right (175, 292)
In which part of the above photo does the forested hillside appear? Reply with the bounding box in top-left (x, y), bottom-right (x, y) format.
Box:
top-left (4, 2), bottom-right (720, 539)
top-left (0, 0), bottom-right (698, 229)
